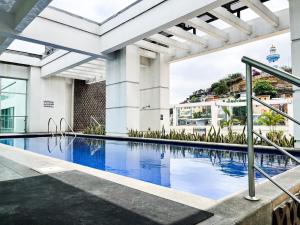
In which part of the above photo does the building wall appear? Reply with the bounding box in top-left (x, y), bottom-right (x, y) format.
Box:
top-left (0, 62), bottom-right (106, 133)
top-left (27, 67), bottom-right (73, 133)
top-left (0, 63), bottom-right (73, 133)
top-left (73, 80), bottom-right (106, 131)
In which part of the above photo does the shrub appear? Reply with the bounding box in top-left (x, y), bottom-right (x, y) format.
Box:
top-left (128, 126), bottom-right (294, 148)
top-left (83, 125), bottom-right (105, 135)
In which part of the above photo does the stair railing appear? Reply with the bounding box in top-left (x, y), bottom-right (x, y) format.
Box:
top-left (59, 117), bottom-right (77, 137)
top-left (242, 56), bottom-right (300, 204)
top-left (48, 117), bottom-right (58, 136)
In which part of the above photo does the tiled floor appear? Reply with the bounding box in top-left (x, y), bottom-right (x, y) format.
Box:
top-left (0, 156), bottom-right (39, 181)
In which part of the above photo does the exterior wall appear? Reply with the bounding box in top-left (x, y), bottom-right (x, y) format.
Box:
top-left (27, 67), bottom-right (73, 133)
top-left (0, 62), bottom-right (73, 133)
top-left (140, 55), bottom-right (170, 131)
top-left (73, 80), bottom-right (106, 131)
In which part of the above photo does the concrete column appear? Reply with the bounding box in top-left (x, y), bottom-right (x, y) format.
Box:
top-left (139, 54), bottom-right (170, 131)
top-left (211, 103), bottom-right (219, 128)
top-left (287, 101), bottom-right (294, 135)
top-left (289, 0), bottom-right (300, 147)
top-left (106, 45), bottom-right (140, 136)
top-left (173, 106), bottom-right (178, 127)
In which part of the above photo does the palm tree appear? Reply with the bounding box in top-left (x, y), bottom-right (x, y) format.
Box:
top-left (257, 111), bottom-right (285, 132)
top-left (221, 107), bottom-right (240, 133)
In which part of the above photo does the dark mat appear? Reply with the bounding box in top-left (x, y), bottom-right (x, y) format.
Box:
top-left (0, 170), bottom-right (213, 225)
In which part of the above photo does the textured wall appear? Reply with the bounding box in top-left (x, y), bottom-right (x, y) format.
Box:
top-left (73, 80), bottom-right (106, 131)
top-left (273, 193), bottom-right (300, 225)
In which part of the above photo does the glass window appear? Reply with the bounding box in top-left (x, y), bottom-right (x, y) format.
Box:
top-left (0, 78), bottom-right (27, 133)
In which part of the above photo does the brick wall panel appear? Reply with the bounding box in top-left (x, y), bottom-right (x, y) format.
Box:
top-left (73, 80), bottom-right (106, 131)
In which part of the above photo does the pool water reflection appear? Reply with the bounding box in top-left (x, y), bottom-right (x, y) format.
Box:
top-left (0, 136), bottom-right (298, 200)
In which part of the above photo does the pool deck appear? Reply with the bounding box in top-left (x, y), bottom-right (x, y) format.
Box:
top-left (0, 143), bottom-right (217, 225)
top-left (0, 167), bottom-right (213, 225)
top-left (0, 138), bottom-right (300, 225)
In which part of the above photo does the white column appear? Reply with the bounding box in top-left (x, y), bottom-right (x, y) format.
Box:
top-left (173, 105), bottom-right (178, 127)
top-left (287, 101), bottom-right (294, 135)
top-left (106, 45), bottom-right (140, 136)
top-left (139, 54), bottom-right (170, 131)
top-left (211, 103), bottom-right (219, 128)
top-left (289, 0), bottom-right (300, 147)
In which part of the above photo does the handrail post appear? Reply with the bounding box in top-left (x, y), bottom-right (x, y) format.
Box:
top-left (245, 64), bottom-right (259, 201)
top-left (242, 56), bottom-right (300, 204)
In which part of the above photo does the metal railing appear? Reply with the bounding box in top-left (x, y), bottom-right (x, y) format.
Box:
top-left (90, 116), bottom-right (102, 128)
top-left (48, 117), bottom-right (58, 136)
top-left (60, 117), bottom-right (76, 137)
top-left (242, 56), bottom-right (300, 204)
top-left (0, 116), bottom-right (27, 133)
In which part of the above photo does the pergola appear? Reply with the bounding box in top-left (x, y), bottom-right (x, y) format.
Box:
top-left (0, 0), bottom-right (290, 81)
top-left (0, 0), bottom-right (298, 141)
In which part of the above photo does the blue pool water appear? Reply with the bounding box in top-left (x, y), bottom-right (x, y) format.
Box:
top-left (0, 136), bottom-right (298, 200)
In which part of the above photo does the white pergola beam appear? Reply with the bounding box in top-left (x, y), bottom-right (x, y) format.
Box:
top-left (148, 34), bottom-right (190, 50)
top-left (59, 71), bottom-right (97, 78)
top-left (135, 40), bottom-right (173, 55)
top-left (56, 73), bottom-right (94, 81)
top-left (68, 68), bottom-right (105, 76)
top-left (240, 0), bottom-right (279, 27)
top-left (138, 49), bottom-right (157, 59)
top-left (170, 8), bottom-right (289, 62)
top-left (1, 1), bottom-right (232, 56)
top-left (86, 60), bottom-right (106, 66)
top-left (75, 65), bottom-right (106, 73)
top-left (186, 18), bottom-right (228, 42)
top-left (210, 7), bottom-right (252, 35)
top-left (0, 13), bottom-right (108, 58)
top-left (0, 51), bottom-right (40, 66)
top-left (41, 52), bottom-right (96, 77)
top-left (166, 26), bottom-right (207, 47)
top-left (0, 0), bottom-right (52, 54)
top-left (41, 49), bottom-right (69, 66)
top-left (77, 63), bottom-right (105, 70)
top-left (99, 0), bottom-right (232, 53)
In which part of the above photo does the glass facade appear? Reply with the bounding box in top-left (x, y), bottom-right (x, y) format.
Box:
top-left (0, 78), bottom-right (27, 133)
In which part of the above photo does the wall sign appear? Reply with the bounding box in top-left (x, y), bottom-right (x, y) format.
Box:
top-left (43, 100), bottom-right (54, 108)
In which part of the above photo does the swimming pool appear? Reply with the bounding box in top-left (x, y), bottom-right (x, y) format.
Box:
top-left (0, 136), bottom-right (298, 200)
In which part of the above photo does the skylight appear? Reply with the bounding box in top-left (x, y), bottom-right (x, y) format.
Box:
top-left (50, 0), bottom-right (137, 23)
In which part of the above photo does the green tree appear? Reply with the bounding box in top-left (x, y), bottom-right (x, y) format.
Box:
top-left (253, 80), bottom-right (277, 97)
top-left (221, 107), bottom-right (240, 133)
top-left (257, 111), bottom-right (285, 131)
top-left (190, 96), bottom-right (198, 103)
top-left (211, 80), bottom-right (229, 96)
top-left (232, 106), bottom-right (247, 124)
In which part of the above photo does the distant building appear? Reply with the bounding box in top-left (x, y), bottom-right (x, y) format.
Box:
top-left (171, 97), bottom-right (293, 135)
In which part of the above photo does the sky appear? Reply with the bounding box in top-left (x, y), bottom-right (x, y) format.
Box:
top-left (170, 33), bottom-right (291, 104)
top-left (10, 0), bottom-right (291, 104)
top-left (50, 0), bottom-right (137, 22)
